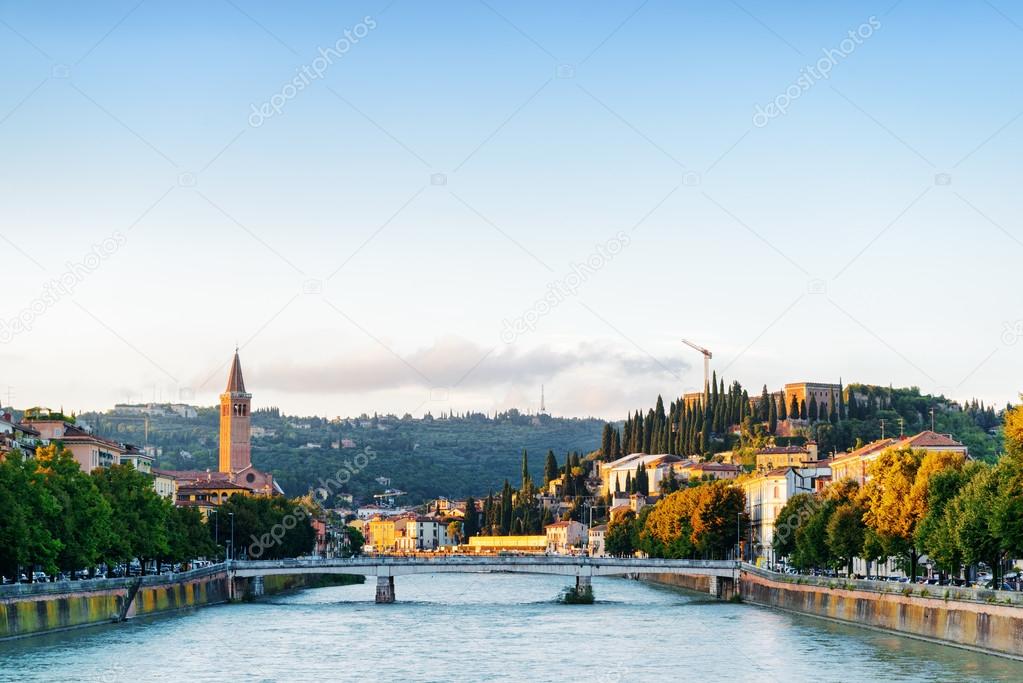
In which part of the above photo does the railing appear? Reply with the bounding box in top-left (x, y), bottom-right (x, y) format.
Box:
top-left (230, 556), bottom-right (739, 570)
top-left (0, 563), bottom-right (229, 599)
top-left (741, 563), bottom-right (1023, 607)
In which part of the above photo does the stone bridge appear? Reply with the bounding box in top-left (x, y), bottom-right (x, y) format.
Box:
top-left (230, 556), bottom-right (739, 603)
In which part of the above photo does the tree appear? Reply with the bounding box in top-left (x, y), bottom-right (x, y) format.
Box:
top-left (36, 444), bottom-right (112, 573)
top-left (827, 502), bottom-right (866, 577)
top-left (809, 396), bottom-right (819, 422)
top-left (772, 493), bottom-right (816, 559)
top-left (861, 447), bottom-right (965, 580)
top-left (779, 392), bottom-right (788, 421)
top-left (543, 450), bottom-right (559, 487)
top-left (799, 399), bottom-right (807, 420)
top-left (500, 480), bottom-right (513, 535)
top-left (447, 520), bottom-right (463, 545)
top-left (790, 394), bottom-right (800, 421)
top-left (462, 496), bottom-right (478, 540)
top-left (759, 385), bottom-right (771, 421)
top-left (606, 511), bottom-right (637, 556)
top-left (520, 450), bottom-right (531, 495)
top-left (768, 397), bottom-right (778, 435)
top-left (92, 463), bottom-right (170, 573)
top-left (600, 424), bottom-right (614, 461)
top-left (0, 450), bottom-right (61, 580)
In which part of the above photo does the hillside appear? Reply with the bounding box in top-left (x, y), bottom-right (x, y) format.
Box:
top-left (79, 408), bottom-right (605, 504)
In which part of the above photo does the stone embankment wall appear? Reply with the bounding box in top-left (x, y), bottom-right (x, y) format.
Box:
top-left (740, 567), bottom-right (1023, 659)
top-left (0, 567), bottom-right (230, 640)
top-left (0, 569), bottom-right (365, 641)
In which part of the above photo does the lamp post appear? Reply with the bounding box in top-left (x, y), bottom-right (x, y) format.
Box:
top-left (229, 512), bottom-right (235, 562)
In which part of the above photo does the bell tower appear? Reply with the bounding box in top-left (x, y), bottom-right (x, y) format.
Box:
top-left (219, 349), bottom-right (252, 473)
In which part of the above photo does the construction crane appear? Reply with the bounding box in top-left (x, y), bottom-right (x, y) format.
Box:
top-left (681, 339), bottom-right (713, 392)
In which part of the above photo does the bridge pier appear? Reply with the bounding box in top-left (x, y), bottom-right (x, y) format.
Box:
top-left (708, 575), bottom-right (736, 600)
top-left (252, 576), bottom-right (264, 597)
top-left (375, 576), bottom-right (395, 604)
top-left (575, 575), bottom-right (591, 593)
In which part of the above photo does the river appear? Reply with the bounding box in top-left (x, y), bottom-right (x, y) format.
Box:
top-left (2, 573), bottom-right (1022, 682)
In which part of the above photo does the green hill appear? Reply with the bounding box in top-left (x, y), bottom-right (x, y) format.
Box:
top-left (80, 408), bottom-right (604, 504)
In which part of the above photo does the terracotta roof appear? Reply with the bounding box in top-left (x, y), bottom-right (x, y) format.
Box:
top-left (755, 446), bottom-right (807, 455)
top-left (690, 462), bottom-right (741, 471)
top-left (898, 430), bottom-right (965, 448)
top-left (832, 438), bottom-right (897, 462)
top-left (178, 480), bottom-right (250, 491)
top-left (545, 521), bottom-right (578, 528)
top-left (226, 349), bottom-right (246, 394)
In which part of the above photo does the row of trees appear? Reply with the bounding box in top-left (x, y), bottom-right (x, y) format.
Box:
top-left (775, 406), bottom-right (1023, 583)
top-left (604, 481), bottom-right (745, 559)
top-left (0, 445), bottom-right (317, 580)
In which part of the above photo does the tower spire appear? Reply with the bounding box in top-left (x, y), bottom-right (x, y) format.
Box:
top-left (226, 349), bottom-right (246, 394)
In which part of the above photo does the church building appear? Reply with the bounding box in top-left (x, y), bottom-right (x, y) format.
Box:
top-left (155, 350), bottom-right (282, 509)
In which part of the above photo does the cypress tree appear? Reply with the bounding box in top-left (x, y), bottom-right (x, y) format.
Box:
top-left (520, 449), bottom-right (531, 494)
top-left (790, 394), bottom-right (799, 420)
top-left (612, 429), bottom-right (622, 457)
top-left (838, 380), bottom-right (846, 420)
top-left (500, 480), bottom-right (513, 535)
top-left (768, 397), bottom-right (778, 434)
top-left (463, 496), bottom-right (478, 540)
top-left (828, 392), bottom-right (838, 424)
top-left (779, 391), bottom-right (788, 420)
top-left (800, 399), bottom-right (807, 420)
top-left (759, 385), bottom-right (771, 421)
top-left (809, 395), bottom-right (819, 422)
top-left (543, 450), bottom-right (559, 487)
top-left (600, 424), bottom-right (614, 460)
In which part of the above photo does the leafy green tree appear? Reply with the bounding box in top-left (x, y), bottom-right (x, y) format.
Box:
top-left (0, 450), bottom-right (61, 579)
top-left (772, 493), bottom-right (816, 559)
top-left (37, 444), bottom-right (112, 573)
top-left (827, 502), bottom-right (866, 577)
top-left (92, 463), bottom-right (169, 572)
top-left (166, 505), bottom-right (217, 565)
top-left (344, 526), bottom-right (365, 556)
top-left (605, 511), bottom-right (637, 556)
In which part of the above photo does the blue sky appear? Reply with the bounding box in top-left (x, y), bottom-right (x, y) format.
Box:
top-left (1, 1), bottom-right (1021, 419)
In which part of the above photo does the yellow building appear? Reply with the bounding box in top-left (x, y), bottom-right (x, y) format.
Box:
top-left (368, 518), bottom-right (397, 552)
top-left (754, 443), bottom-right (819, 471)
top-left (467, 535), bottom-right (547, 553)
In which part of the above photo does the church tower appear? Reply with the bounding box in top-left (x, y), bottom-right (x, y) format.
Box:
top-left (218, 349), bottom-right (252, 473)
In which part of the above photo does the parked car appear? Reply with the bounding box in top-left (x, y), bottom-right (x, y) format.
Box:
top-left (31, 572), bottom-right (48, 583)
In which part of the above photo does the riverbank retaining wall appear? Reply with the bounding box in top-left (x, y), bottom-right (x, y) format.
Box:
top-left (740, 567), bottom-right (1023, 659)
top-left (0, 567), bottom-right (230, 640)
top-left (0, 569), bottom-right (365, 641)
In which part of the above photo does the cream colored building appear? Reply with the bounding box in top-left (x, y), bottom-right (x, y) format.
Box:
top-left (588, 525), bottom-right (607, 557)
top-left (545, 520), bottom-right (587, 554)
top-left (738, 466), bottom-right (829, 566)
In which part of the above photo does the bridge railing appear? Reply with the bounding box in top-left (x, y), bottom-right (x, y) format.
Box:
top-left (0, 563), bottom-right (228, 599)
top-left (230, 556), bottom-right (739, 570)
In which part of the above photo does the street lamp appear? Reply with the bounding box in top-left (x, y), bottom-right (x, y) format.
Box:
top-left (228, 512), bottom-right (235, 562)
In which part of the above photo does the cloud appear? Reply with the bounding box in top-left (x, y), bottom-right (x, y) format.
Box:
top-left (251, 336), bottom-right (689, 395)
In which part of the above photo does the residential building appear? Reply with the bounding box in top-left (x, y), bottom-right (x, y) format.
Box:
top-left (401, 517), bottom-right (452, 550)
top-left (830, 431), bottom-right (968, 485)
top-left (600, 453), bottom-right (685, 496)
top-left (754, 443), bottom-right (819, 471)
top-left (588, 525), bottom-right (607, 557)
top-left (151, 469), bottom-right (179, 500)
top-left (739, 465), bottom-right (830, 567)
top-left (678, 461), bottom-right (742, 481)
top-left (545, 520), bottom-right (587, 554)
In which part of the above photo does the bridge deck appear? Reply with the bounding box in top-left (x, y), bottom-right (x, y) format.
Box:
top-left (230, 556), bottom-right (738, 578)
